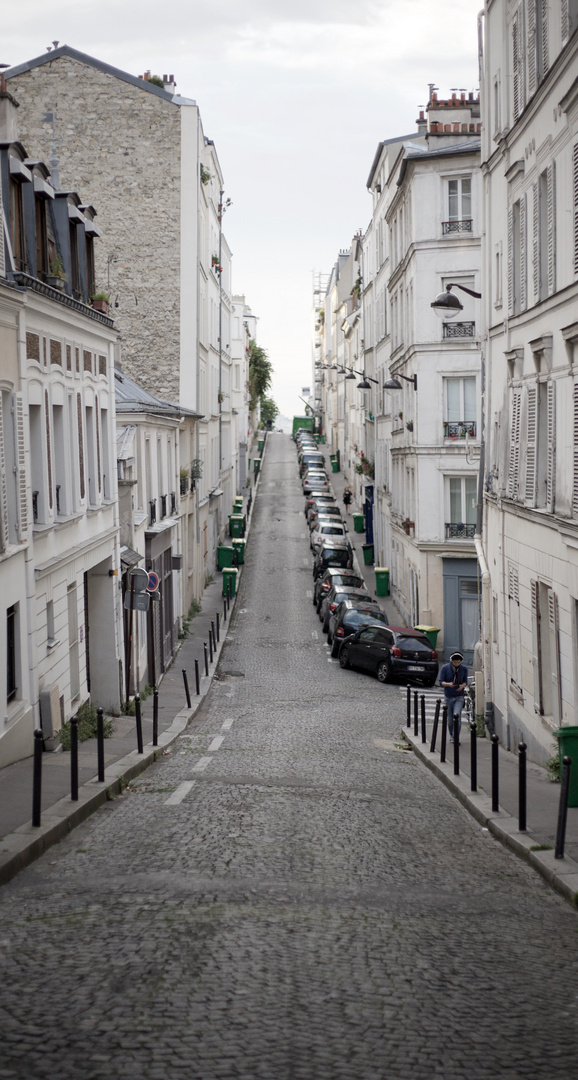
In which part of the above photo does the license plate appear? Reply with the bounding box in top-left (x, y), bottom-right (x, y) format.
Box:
top-left (408, 665), bottom-right (425, 672)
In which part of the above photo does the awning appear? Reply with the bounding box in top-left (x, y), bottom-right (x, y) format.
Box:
top-left (120, 545), bottom-right (144, 571)
top-left (209, 488), bottom-right (224, 498)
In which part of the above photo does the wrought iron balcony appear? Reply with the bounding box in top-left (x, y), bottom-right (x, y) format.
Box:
top-left (170, 491), bottom-right (177, 515)
top-left (180, 476), bottom-right (189, 495)
top-left (443, 321), bottom-right (475, 339)
top-left (55, 485), bottom-right (61, 515)
top-left (160, 494), bottom-right (167, 519)
top-left (442, 219), bottom-right (473, 235)
top-left (149, 499), bottom-right (156, 526)
top-left (443, 421), bottom-right (477, 439)
top-left (445, 522), bottom-right (476, 539)
top-left (32, 491), bottom-right (39, 522)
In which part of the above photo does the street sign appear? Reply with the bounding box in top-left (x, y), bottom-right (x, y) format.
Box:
top-left (147, 571), bottom-right (160, 592)
top-left (124, 591), bottom-right (150, 612)
top-left (129, 567), bottom-right (150, 593)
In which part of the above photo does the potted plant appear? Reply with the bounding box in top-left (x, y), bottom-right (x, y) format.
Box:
top-left (91, 291), bottom-right (110, 314)
top-left (406, 421), bottom-right (414, 432)
top-left (47, 254), bottom-right (66, 292)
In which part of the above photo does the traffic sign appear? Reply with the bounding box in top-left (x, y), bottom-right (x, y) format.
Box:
top-left (124, 591), bottom-right (150, 612)
top-left (129, 567), bottom-right (150, 593)
top-left (147, 571), bottom-right (160, 592)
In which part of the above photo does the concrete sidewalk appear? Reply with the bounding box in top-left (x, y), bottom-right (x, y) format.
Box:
top-left (0, 432), bottom-right (265, 886)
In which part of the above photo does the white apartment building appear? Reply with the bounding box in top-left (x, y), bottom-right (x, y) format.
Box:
top-left (480, 1), bottom-right (578, 760)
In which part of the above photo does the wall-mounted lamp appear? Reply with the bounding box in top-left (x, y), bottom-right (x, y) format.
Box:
top-left (384, 373), bottom-right (418, 391)
top-left (355, 369), bottom-right (379, 390)
top-left (430, 282), bottom-right (481, 320)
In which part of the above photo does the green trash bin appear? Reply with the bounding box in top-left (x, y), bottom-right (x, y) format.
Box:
top-left (313, 433), bottom-right (320, 444)
top-left (375, 567), bottom-right (389, 597)
top-left (234, 495), bottom-right (243, 508)
top-left (414, 625), bottom-right (440, 650)
top-left (553, 726), bottom-right (578, 807)
top-left (222, 566), bottom-right (238, 598)
top-left (254, 457), bottom-right (261, 475)
top-left (217, 545), bottom-right (235, 570)
top-left (320, 435), bottom-right (325, 444)
top-left (232, 538), bottom-right (246, 565)
top-left (258, 439), bottom-right (264, 454)
top-left (362, 543), bottom-right (374, 566)
top-left (353, 512), bottom-right (365, 534)
top-left (229, 513), bottom-right (244, 538)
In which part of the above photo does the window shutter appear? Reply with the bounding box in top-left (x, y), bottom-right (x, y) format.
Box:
top-left (520, 193), bottom-right (527, 310)
top-left (507, 388), bottom-right (522, 499)
top-left (45, 390), bottom-right (53, 511)
top-left (512, 6), bottom-right (525, 122)
top-left (546, 379), bottom-right (556, 512)
top-left (548, 590), bottom-right (562, 727)
top-left (507, 205), bottom-right (514, 314)
top-left (0, 401), bottom-right (8, 553)
top-left (546, 161), bottom-right (556, 295)
top-left (573, 143), bottom-right (578, 276)
top-left (15, 392), bottom-right (27, 541)
top-left (562, 0), bottom-right (570, 44)
top-left (508, 564), bottom-right (519, 603)
top-left (532, 181), bottom-right (539, 299)
top-left (527, 0), bottom-right (537, 97)
top-left (530, 580), bottom-right (542, 714)
top-left (541, 0), bottom-right (549, 77)
top-left (525, 384), bottom-right (537, 505)
top-left (573, 382), bottom-right (578, 516)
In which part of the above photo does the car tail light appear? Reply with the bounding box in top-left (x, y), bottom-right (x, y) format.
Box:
top-left (431, 650), bottom-right (438, 660)
top-left (391, 646), bottom-right (402, 658)
top-left (329, 603), bottom-right (337, 612)
top-left (336, 627), bottom-right (344, 637)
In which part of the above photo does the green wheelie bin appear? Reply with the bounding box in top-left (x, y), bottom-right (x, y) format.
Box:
top-left (375, 567), bottom-right (389, 597)
top-left (553, 726), bottom-right (578, 806)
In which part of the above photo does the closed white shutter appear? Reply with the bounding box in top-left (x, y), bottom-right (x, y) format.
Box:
top-left (0, 398), bottom-right (8, 553)
top-left (520, 193), bottom-right (527, 310)
top-left (15, 393), bottom-right (27, 541)
top-left (573, 382), bottom-right (578, 516)
top-left (527, 0), bottom-right (537, 97)
top-left (546, 380), bottom-right (556, 512)
top-left (512, 7), bottom-right (523, 122)
top-left (547, 161), bottom-right (556, 296)
top-left (530, 580), bottom-right (542, 714)
top-left (525, 384), bottom-right (537, 505)
top-left (541, 0), bottom-right (549, 78)
top-left (562, 0), bottom-right (570, 44)
top-left (548, 590), bottom-right (562, 727)
top-left (508, 564), bottom-right (519, 603)
top-left (507, 205), bottom-right (514, 314)
top-left (532, 181), bottom-right (539, 299)
top-left (507, 388), bottom-right (522, 499)
top-left (573, 143), bottom-right (578, 276)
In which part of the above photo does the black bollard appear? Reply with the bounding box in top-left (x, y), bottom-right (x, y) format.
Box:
top-left (212, 621), bottom-right (217, 652)
top-left (135, 694), bottom-right (143, 754)
top-left (97, 706), bottom-right (105, 782)
top-left (430, 699), bottom-right (441, 753)
top-left (440, 705), bottom-right (448, 763)
top-left (406, 685), bottom-right (411, 728)
top-left (209, 631), bottom-right (213, 664)
top-left (204, 642), bottom-right (209, 677)
top-left (153, 688), bottom-right (159, 747)
top-left (420, 695), bottom-right (426, 744)
top-left (555, 756), bottom-right (572, 859)
top-left (413, 691), bottom-right (418, 736)
top-left (223, 598), bottom-right (227, 624)
top-left (216, 613), bottom-right (220, 643)
top-left (195, 658), bottom-right (200, 696)
top-left (491, 733), bottom-right (499, 812)
top-left (453, 717), bottom-right (460, 776)
top-left (470, 720), bottom-right (477, 792)
top-left (32, 728), bottom-right (43, 827)
top-left (70, 715), bottom-right (79, 801)
top-left (182, 668), bottom-right (192, 709)
top-left (518, 742), bottom-right (527, 831)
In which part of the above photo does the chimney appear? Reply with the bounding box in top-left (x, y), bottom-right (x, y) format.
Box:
top-left (416, 108), bottom-right (427, 135)
top-left (0, 71), bottom-right (20, 142)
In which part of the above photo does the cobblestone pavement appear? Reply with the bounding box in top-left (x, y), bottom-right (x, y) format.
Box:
top-left (1, 434), bottom-right (577, 1080)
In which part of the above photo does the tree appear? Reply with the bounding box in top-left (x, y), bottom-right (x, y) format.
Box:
top-left (260, 396), bottom-right (279, 426)
top-left (248, 340), bottom-right (273, 411)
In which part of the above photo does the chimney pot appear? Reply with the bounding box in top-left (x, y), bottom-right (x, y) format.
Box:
top-left (163, 74), bottom-right (167, 81)
top-left (170, 74), bottom-right (174, 82)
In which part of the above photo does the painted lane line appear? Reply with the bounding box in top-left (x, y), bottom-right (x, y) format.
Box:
top-left (192, 756), bottom-right (213, 772)
top-left (208, 735), bottom-right (225, 752)
top-left (164, 781), bottom-right (196, 806)
top-left (221, 718), bottom-right (235, 731)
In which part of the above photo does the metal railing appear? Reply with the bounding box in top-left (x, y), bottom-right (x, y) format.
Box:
top-left (445, 522), bottom-right (476, 539)
top-left (443, 421), bottom-right (477, 439)
top-left (149, 499), bottom-right (156, 526)
top-left (170, 491), bottom-right (177, 515)
top-left (32, 491), bottom-right (39, 522)
top-left (443, 321), bottom-right (475, 339)
top-left (442, 219), bottom-right (473, 234)
top-left (160, 494), bottom-right (167, 519)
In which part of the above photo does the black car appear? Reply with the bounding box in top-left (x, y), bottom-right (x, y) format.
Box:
top-left (313, 568), bottom-right (365, 608)
top-left (338, 625), bottom-right (439, 685)
top-left (320, 586), bottom-right (377, 632)
top-left (328, 601), bottom-right (389, 657)
top-left (312, 543), bottom-right (353, 579)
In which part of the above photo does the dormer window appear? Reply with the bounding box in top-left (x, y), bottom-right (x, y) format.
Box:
top-left (69, 220), bottom-right (81, 298)
top-left (9, 177), bottom-right (26, 271)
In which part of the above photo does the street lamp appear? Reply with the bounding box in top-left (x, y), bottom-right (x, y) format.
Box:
top-left (431, 282), bottom-right (481, 319)
top-left (384, 373), bottom-right (417, 391)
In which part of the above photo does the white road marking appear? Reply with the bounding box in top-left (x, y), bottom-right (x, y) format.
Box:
top-left (221, 718), bottom-right (235, 731)
top-left (208, 735), bottom-right (225, 752)
top-left (164, 781), bottom-right (196, 805)
top-left (192, 756), bottom-right (213, 772)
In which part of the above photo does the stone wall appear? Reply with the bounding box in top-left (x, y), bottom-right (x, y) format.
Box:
top-left (10, 55), bottom-right (182, 402)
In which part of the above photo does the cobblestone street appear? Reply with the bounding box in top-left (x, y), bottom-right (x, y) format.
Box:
top-left (1, 433), bottom-right (577, 1080)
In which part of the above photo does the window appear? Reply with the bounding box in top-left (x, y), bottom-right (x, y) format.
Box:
top-left (69, 223), bottom-right (81, 297)
top-left (524, 380), bottom-right (555, 510)
top-left (533, 167), bottom-right (555, 302)
top-left (9, 178), bottom-right (26, 272)
top-left (35, 197), bottom-right (48, 279)
top-left (531, 582), bottom-right (562, 724)
top-left (446, 476), bottom-right (477, 538)
top-left (85, 235), bottom-right (95, 298)
top-left (7, 604), bottom-right (18, 703)
top-left (444, 177), bottom-right (472, 234)
top-left (444, 377), bottom-right (476, 438)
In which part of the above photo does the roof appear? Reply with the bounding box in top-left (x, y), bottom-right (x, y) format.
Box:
top-left (114, 368), bottom-right (201, 419)
top-left (398, 137), bottom-right (481, 186)
top-left (366, 132), bottom-right (419, 189)
top-left (6, 45), bottom-right (197, 107)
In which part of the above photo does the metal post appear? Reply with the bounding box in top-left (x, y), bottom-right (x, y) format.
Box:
top-left (211, 620), bottom-right (216, 652)
top-left (440, 705), bottom-right (448, 763)
top-left (518, 742), bottom-right (527, 831)
top-left (420, 695), bottom-right (426, 743)
top-left (32, 728), bottom-right (43, 827)
top-left (470, 720), bottom-right (477, 792)
top-left (216, 612), bottom-right (220, 643)
top-left (491, 733), bottom-right (499, 812)
top-left (152, 689), bottom-right (159, 747)
top-left (204, 642), bottom-right (209, 677)
top-left (453, 718), bottom-right (460, 776)
top-left (413, 691), bottom-right (418, 736)
top-left (135, 693), bottom-right (143, 754)
top-left (97, 706), bottom-right (105, 782)
top-left (555, 756), bottom-right (572, 860)
top-left (430, 699), bottom-right (441, 753)
top-left (406, 685), bottom-right (411, 728)
top-left (182, 669), bottom-right (192, 709)
top-left (70, 715), bottom-right (79, 801)
top-left (195, 658), bottom-right (200, 696)
top-left (209, 631), bottom-right (213, 664)
top-left (223, 598), bottom-right (227, 623)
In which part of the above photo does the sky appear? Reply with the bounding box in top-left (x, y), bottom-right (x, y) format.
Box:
top-left (5, 0), bottom-right (483, 418)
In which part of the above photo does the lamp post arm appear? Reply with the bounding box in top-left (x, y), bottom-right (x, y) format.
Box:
top-left (447, 283), bottom-right (482, 299)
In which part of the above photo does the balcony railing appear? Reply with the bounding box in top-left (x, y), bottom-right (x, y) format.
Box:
top-left (443, 322), bottom-right (475, 339)
top-left (32, 491), bottom-right (39, 522)
top-left (160, 494), bottom-right (167, 519)
top-left (170, 492), bottom-right (177, 515)
top-left (55, 485), bottom-right (61, 515)
top-left (446, 522), bottom-right (476, 539)
top-left (442, 219), bottom-right (473, 235)
top-left (443, 421), bottom-right (477, 439)
top-left (149, 499), bottom-right (156, 526)
top-left (180, 476), bottom-right (189, 495)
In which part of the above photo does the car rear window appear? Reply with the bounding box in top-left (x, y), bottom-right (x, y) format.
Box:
top-left (396, 636), bottom-right (433, 653)
top-left (321, 550), bottom-right (350, 566)
top-left (345, 610), bottom-right (387, 628)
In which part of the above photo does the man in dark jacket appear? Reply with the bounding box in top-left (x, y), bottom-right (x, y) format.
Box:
top-left (439, 652), bottom-right (468, 742)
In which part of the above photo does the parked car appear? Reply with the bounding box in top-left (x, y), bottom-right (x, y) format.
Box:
top-left (310, 520), bottom-right (349, 551)
top-left (313, 567), bottom-right (366, 608)
top-left (308, 503), bottom-right (342, 527)
top-left (299, 453), bottom-right (325, 475)
top-left (305, 493), bottom-right (338, 516)
top-left (303, 473), bottom-right (331, 495)
top-left (338, 625), bottom-right (439, 686)
top-left (312, 542), bottom-right (354, 579)
top-left (328, 601), bottom-right (389, 657)
top-left (320, 586), bottom-right (378, 631)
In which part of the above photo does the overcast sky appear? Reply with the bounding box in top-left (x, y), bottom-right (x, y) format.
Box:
top-left (5, 0), bottom-right (482, 418)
